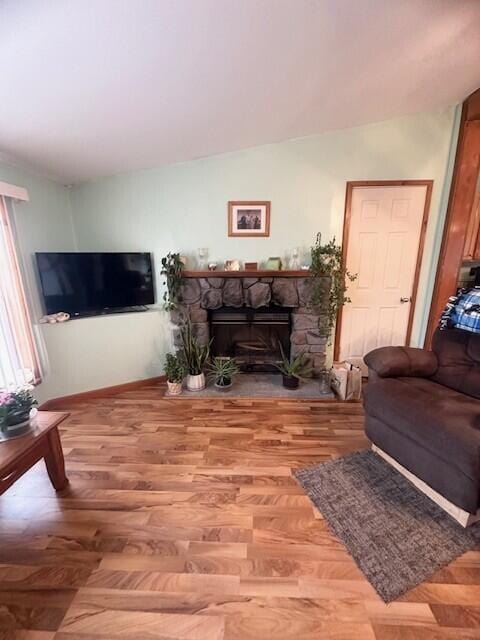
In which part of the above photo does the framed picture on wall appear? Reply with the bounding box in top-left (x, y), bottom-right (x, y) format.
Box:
top-left (228, 201), bottom-right (271, 237)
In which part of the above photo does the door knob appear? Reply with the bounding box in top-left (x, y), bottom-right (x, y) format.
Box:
top-left (400, 297), bottom-right (411, 303)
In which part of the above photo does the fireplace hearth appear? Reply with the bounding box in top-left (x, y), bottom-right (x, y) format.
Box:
top-left (210, 306), bottom-right (290, 372)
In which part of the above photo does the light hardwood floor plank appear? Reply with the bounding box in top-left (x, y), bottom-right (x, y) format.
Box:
top-left (0, 384), bottom-right (477, 639)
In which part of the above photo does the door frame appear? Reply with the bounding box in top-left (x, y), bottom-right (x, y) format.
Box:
top-left (333, 179), bottom-right (434, 362)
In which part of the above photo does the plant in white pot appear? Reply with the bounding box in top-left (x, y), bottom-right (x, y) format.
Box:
top-left (179, 322), bottom-right (211, 391)
top-left (164, 352), bottom-right (185, 396)
top-left (0, 386), bottom-right (37, 440)
top-left (207, 357), bottom-right (240, 392)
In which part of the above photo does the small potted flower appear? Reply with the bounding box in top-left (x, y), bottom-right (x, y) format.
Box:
top-left (179, 321), bottom-right (211, 391)
top-left (275, 344), bottom-right (312, 389)
top-left (164, 352), bottom-right (185, 396)
top-left (207, 357), bottom-right (240, 392)
top-left (0, 386), bottom-right (38, 440)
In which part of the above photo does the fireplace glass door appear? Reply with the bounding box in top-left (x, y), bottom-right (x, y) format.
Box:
top-left (209, 307), bottom-right (291, 372)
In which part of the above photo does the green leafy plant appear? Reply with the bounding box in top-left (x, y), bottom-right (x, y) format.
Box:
top-left (161, 252), bottom-right (184, 311)
top-left (310, 233), bottom-right (356, 336)
top-left (164, 352), bottom-right (185, 383)
top-left (207, 357), bottom-right (240, 387)
top-left (179, 321), bottom-right (211, 376)
top-left (0, 386), bottom-right (37, 431)
top-left (275, 343), bottom-right (312, 380)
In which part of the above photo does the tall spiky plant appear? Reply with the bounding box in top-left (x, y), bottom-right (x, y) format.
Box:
top-left (275, 342), bottom-right (312, 380)
top-left (207, 357), bottom-right (240, 386)
top-left (179, 321), bottom-right (211, 375)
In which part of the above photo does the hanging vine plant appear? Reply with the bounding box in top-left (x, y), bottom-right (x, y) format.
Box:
top-left (310, 233), bottom-right (356, 337)
top-left (161, 252), bottom-right (184, 311)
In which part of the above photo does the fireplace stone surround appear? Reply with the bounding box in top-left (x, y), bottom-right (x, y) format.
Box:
top-left (169, 271), bottom-right (329, 376)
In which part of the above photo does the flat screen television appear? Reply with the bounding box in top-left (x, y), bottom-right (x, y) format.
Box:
top-left (36, 252), bottom-right (155, 317)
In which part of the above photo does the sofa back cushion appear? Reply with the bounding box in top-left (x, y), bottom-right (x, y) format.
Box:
top-left (432, 328), bottom-right (480, 399)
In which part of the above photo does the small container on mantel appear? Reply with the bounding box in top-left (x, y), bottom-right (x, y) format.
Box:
top-left (197, 248), bottom-right (209, 270)
top-left (224, 260), bottom-right (241, 271)
top-left (289, 247), bottom-right (301, 270)
top-left (266, 257), bottom-right (282, 270)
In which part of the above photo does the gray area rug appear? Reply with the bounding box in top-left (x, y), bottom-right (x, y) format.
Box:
top-left (295, 450), bottom-right (480, 602)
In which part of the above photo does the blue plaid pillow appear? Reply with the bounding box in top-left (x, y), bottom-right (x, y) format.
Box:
top-left (449, 288), bottom-right (480, 334)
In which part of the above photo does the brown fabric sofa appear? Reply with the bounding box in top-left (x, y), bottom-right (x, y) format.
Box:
top-left (363, 328), bottom-right (480, 515)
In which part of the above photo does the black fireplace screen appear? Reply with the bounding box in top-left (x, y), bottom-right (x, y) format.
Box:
top-left (209, 307), bottom-right (291, 372)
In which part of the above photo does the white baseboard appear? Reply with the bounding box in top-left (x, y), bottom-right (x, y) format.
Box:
top-left (372, 444), bottom-right (480, 528)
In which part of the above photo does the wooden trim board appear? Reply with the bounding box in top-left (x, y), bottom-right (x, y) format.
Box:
top-left (0, 181), bottom-right (29, 201)
top-left (372, 444), bottom-right (480, 528)
top-left (425, 100), bottom-right (480, 347)
top-left (39, 375), bottom-right (166, 410)
top-left (334, 180), bottom-right (433, 361)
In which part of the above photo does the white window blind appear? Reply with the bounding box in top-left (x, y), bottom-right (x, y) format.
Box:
top-left (0, 195), bottom-right (41, 388)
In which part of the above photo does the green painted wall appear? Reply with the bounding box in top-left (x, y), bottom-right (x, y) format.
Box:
top-left (39, 310), bottom-right (167, 398)
top-left (0, 161), bottom-right (77, 402)
top-left (0, 162), bottom-right (76, 310)
top-left (70, 107), bottom-right (458, 351)
top-left (0, 161), bottom-right (167, 402)
top-left (0, 106), bottom-right (460, 401)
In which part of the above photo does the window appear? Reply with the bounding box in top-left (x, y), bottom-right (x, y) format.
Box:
top-left (0, 195), bottom-right (41, 388)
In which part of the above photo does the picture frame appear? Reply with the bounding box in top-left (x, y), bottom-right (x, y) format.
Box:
top-left (228, 201), bottom-right (271, 237)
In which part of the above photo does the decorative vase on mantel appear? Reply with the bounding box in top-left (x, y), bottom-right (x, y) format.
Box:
top-left (186, 372), bottom-right (206, 392)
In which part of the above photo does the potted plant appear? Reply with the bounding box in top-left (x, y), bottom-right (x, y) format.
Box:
top-left (207, 357), bottom-right (240, 392)
top-left (164, 352), bottom-right (185, 396)
top-left (161, 252), bottom-right (184, 311)
top-left (179, 321), bottom-right (211, 391)
top-left (0, 386), bottom-right (37, 440)
top-left (275, 343), bottom-right (312, 389)
top-left (310, 233), bottom-right (357, 337)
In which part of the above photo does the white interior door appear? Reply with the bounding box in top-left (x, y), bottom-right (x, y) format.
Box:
top-left (338, 184), bottom-right (428, 373)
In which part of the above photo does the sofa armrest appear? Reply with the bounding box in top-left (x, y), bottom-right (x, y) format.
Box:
top-left (363, 346), bottom-right (438, 378)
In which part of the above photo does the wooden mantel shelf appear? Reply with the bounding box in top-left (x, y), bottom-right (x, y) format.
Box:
top-left (182, 270), bottom-right (312, 278)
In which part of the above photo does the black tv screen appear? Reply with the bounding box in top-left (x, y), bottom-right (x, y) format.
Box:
top-left (36, 252), bottom-right (155, 316)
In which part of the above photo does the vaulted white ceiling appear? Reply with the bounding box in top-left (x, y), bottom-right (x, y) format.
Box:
top-left (1, 0), bottom-right (479, 183)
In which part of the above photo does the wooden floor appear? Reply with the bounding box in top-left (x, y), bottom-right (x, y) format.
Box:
top-left (1, 384), bottom-right (480, 640)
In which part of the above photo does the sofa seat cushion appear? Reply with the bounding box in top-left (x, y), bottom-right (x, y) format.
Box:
top-left (363, 377), bottom-right (480, 484)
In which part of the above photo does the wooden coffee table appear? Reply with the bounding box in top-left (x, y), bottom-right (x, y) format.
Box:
top-left (0, 411), bottom-right (69, 495)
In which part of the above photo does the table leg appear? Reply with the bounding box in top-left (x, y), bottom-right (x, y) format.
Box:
top-left (44, 426), bottom-right (68, 490)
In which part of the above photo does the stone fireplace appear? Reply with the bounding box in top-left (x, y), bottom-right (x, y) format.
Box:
top-left (170, 271), bottom-right (329, 376)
